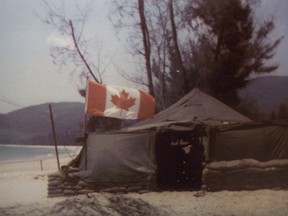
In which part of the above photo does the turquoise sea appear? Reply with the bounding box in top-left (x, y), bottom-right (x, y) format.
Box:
top-left (0, 144), bottom-right (81, 164)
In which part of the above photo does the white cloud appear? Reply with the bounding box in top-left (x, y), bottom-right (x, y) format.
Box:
top-left (46, 33), bottom-right (74, 49)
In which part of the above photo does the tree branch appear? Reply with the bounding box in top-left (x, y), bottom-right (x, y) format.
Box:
top-left (69, 20), bottom-right (99, 83)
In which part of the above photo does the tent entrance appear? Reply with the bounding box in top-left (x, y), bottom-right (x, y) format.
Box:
top-left (155, 131), bottom-right (204, 190)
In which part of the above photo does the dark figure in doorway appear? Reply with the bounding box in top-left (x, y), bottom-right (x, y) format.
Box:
top-left (156, 132), bottom-right (204, 190)
top-left (173, 135), bottom-right (204, 189)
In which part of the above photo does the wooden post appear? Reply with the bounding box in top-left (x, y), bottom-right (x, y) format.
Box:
top-left (40, 160), bottom-right (43, 171)
top-left (49, 104), bottom-right (60, 171)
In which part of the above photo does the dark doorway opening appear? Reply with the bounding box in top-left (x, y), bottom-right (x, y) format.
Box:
top-left (155, 131), bottom-right (204, 190)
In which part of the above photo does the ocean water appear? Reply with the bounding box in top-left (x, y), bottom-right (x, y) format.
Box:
top-left (0, 144), bottom-right (81, 164)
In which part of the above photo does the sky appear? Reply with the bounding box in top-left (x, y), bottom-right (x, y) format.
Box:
top-left (0, 0), bottom-right (287, 114)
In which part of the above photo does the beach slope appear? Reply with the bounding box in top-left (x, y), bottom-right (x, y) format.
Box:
top-left (0, 157), bottom-right (288, 216)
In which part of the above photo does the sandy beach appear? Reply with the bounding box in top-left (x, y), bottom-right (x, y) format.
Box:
top-left (0, 156), bottom-right (288, 216)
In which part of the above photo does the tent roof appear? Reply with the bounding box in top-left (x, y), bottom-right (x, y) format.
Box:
top-left (127, 88), bottom-right (251, 131)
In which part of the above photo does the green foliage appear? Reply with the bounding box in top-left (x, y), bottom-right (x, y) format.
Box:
top-left (235, 98), bottom-right (264, 121)
top-left (269, 111), bottom-right (277, 121)
top-left (174, 0), bottom-right (283, 107)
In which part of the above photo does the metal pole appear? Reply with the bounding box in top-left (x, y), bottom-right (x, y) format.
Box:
top-left (49, 104), bottom-right (60, 171)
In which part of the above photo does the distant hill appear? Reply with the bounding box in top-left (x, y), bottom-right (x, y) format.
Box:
top-left (0, 102), bottom-right (84, 145)
top-left (239, 76), bottom-right (288, 113)
top-left (1, 76), bottom-right (287, 144)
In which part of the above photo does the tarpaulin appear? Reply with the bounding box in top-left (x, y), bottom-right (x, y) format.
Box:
top-left (73, 131), bottom-right (156, 183)
top-left (209, 122), bottom-right (288, 162)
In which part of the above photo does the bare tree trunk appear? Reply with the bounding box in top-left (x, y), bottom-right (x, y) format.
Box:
top-left (214, 30), bottom-right (224, 62)
top-left (160, 39), bottom-right (166, 110)
top-left (168, 0), bottom-right (189, 93)
top-left (138, 0), bottom-right (154, 97)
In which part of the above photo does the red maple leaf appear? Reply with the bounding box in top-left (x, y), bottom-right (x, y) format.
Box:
top-left (111, 90), bottom-right (136, 111)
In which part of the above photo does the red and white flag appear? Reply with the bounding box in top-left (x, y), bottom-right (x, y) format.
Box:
top-left (85, 81), bottom-right (155, 120)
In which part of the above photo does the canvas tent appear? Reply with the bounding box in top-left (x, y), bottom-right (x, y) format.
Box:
top-left (54, 89), bottom-right (288, 193)
top-left (67, 88), bottom-right (254, 191)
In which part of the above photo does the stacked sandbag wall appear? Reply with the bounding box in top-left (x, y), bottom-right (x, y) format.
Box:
top-left (202, 159), bottom-right (288, 191)
top-left (48, 171), bottom-right (157, 197)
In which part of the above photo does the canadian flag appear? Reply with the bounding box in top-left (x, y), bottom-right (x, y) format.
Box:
top-left (85, 81), bottom-right (155, 120)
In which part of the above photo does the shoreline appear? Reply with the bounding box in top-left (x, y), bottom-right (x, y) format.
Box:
top-left (0, 145), bottom-right (81, 165)
top-left (0, 143), bottom-right (82, 147)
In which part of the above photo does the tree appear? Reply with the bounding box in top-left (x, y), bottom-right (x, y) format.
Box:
top-left (109, 0), bottom-right (282, 111)
top-left (278, 103), bottom-right (288, 119)
top-left (168, 0), bottom-right (189, 94)
top-left (148, 0), bottom-right (170, 110)
top-left (138, 0), bottom-right (155, 97)
top-left (235, 98), bottom-right (263, 121)
top-left (43, 0), bottom-right (115, 84)
top-left (43, 0), bottom-right (120, 132)
top-left (269, 111), bottom-right (277, 121)
top-left (110, 0), bottom-right (156, 97)
top-left (110, 0), bottom-right (187, 110)
top-left (181, 0), bottom-right (283, 106)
